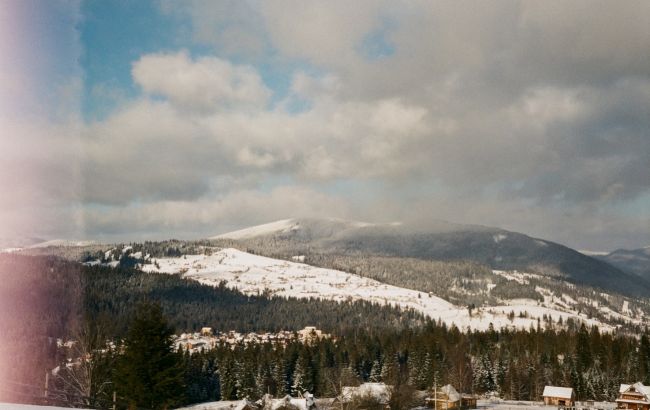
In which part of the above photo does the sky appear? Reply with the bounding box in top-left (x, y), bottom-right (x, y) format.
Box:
top-left (0, 0), bottom-right (649, 251)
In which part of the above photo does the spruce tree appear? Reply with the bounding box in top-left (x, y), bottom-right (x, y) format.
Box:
top-left (369, 359), bottom-right (382, 382)
top-left (115, 302), bottom-right (185, 409)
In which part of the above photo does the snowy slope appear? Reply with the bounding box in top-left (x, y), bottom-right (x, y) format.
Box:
top-left (143, 248), bottom-right (615, 332)
top-left (29, 239), bottom-right (97, 248)
top-left (210, 219), bottom-right (299, 239)
top-left (210, 218), bottom-right (378, 240)
top-left (209, 218), bottom-right (649, 299)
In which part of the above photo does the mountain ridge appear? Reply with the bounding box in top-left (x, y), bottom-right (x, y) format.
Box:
top-left (595, 246), bottom-right (650, 280)
top-left (212, 217), bottom-right (650, 298)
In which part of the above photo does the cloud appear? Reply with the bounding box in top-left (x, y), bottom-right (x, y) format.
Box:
top-left (82, 186), bottom-right (351, 240)
top-left (4, 1), bottom-right (649, 250)
top-left (0, 1), bottom-right (83, 240)
top-left (160, 0), bottom-right (269, 57)
top-left (132, 51), bottom-right (271, 112)
top-left (79, 0), bottom-right (650, 246)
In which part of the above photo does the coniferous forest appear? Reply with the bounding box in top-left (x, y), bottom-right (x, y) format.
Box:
top-left (2, 253), bottom-right (650, 409)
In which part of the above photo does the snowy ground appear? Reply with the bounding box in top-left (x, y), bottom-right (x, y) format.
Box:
top-left (143, 248), bottom-right (617, 332)
top-left (478, 400), bottom-right (616, 410)
top-left (175, 399), bottom-right (618, 410)
top-left (176, 401), bottom-right (241, 410)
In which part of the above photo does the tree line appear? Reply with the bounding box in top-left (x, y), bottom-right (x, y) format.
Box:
top-left (3, 253), bottom-right (650, 409)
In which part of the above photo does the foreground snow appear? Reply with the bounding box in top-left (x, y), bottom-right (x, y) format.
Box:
top-left (144, 248), bottom-right (615, 332)
top-left (176, 401), bottom-right (241, 409)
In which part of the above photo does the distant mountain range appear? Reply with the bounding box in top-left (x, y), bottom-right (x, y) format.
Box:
top-left (214, 217), bottom-right (650, 298)
top-left (8, 217), bottom-right (649, 332)
top-left (594, 246), bottom-right (650, 280)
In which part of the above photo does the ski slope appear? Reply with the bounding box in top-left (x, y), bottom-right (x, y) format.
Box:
top-left (143, 248), bottom-right (615, 332)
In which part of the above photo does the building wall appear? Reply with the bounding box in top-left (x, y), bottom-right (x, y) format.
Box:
top-left (544, 396), bottom-right (574, 406)
top-left (617, 402), bottom-right (650, 410)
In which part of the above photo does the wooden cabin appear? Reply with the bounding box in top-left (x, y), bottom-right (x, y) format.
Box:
top-left (340, 383), bottom-right (391, 409)
top-left (425, 385), bottom-right (477, 410)
top-left (235, 399), bottom-right (259, 410)
top-left (542, 386), bottom-right (575, 407)
top-left (460, 395), bottom-right (477, 409)
top-left (616, 383), bottom-right (650, 410)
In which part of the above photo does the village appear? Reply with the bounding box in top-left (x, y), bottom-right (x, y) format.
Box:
top-left (174, 326), bottom-right (332, 353)
top-left (177, 381), bottom-right (650, 410)
top-left (52, 328), bottom-right (650, 410)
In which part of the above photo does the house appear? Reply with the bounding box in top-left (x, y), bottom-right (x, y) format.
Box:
top-left (425, 385), bottom-right (477, 410)
top-left (542, 386), bottom-right (575, 407)
top-left (260, 392), bottom-right (317, 410)
top-left (297, 327), bottom-right (330, 344)
top-left (616, 382), bottom-right (650, 410)
top-left (340, 383), bottom-right (391, 408)
top-left (201, 327), bottom-right (213, 336)
top-left (235, 398), bottom-right (259, 410)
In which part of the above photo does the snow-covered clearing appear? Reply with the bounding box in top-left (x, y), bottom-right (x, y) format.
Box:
top-left (492, 270), bottom-right (544, 284)
top-left (143, 248), bottom-right (618, 332)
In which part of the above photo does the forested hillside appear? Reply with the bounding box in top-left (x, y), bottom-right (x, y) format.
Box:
top-left (167, 322), bottom-right (650, 405)
top-left (83, 264), bottom-right (425, 338)
top-left (4, 254), bottom-right (650, 409)
top-left (21, 239), bottom-right (650, 332)
top-left (211, 218), bottom-right (650, 298)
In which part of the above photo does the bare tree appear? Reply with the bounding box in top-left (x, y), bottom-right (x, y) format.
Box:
top-left (55, 323), bottom-right (115, 408)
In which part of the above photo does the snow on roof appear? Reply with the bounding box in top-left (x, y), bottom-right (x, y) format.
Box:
top-left (234, 399), bottom-right (257, 410)
top-left (268, 394), bottom-right (309, 410)
top-left (441, 384), bottom-right (461, 402)
top-left (342, 382), bottom-right (391, 403)
top-left (542, 386), bottom-right (574, 399)
top-left (176, 401), bottom-right (241, 410)
top-left (619, 382), bottom-right (650, 400)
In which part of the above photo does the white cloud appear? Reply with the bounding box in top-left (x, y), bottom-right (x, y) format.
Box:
top-left (0, 1), bottom-right (83, 240)
top-left (132, 51), bottom-right (271, 112)
top-left (82, 186), bottom-right (351, 240)
top-left (6, 1), bottom-right (650, 250)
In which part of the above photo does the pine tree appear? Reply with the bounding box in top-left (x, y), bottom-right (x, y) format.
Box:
top-left (115, 302), bottom-right (185, 409)
top-left (292, 357), bottom-right (307, 396)
top-left (369, 359), bottom-right (382, 382)
top-left (218, 358), bottom-right (237, 400)
top-left (235, 356), bottom-right (256, 400)
top-left (473, 354), bottom-right (495, 393)
top-left (272, 357), bottom-right (287, 397)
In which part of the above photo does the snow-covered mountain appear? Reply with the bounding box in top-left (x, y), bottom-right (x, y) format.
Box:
top-left (28, 239), bottom-right (98, 248)
top-left (212, 218), bottom-right (650, 298)
top-left (211, 217), bottom-right (389, 241)
top-left (142, 247), bottom-right (639, 332)
top-left (595, 246), bottom-right (650, 280)
top-left (0, 236), bottom-right (45, 251)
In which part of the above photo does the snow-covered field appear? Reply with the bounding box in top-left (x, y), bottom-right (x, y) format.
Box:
top-left (143, 248), bottom-right (616, 332)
